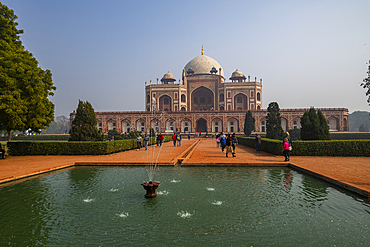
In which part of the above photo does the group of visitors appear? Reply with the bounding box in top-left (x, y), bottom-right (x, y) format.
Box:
top-left (254, 132), bottom-right (292, 161)
top-left (135, 133), bottom-right (165, 151)
top-left (172, 133), bottom-right (182, 146)
top-left (156, 134), bottom-right (164, 147)
top-left (135, 130), bottom-right (292, 161)
top-left (135, 134), bottom-right (150, 151)
top-left (215, 132), bottom-right (238, 157)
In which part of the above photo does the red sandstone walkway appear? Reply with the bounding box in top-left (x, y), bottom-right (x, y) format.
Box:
top-left (0, 139), bottom-right (369, 197)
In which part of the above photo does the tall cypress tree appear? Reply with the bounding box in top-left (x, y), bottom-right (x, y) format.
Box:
top-left (69, 100), bottom-right (104, 141)
top-left (317, 110), bottom-right (330, 140)
top-left (301, 107), bottom-right (329, 140)
top-left (266, 102), bottom-right (284, 139)
top-left (244, 110), bottom-right (255, 136)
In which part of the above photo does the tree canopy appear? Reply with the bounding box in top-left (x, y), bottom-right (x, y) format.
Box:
top-left (69, 100), bottom-right (104, 141)
top-left (300, 107), bottom-right (330, 140)
top-left (360, 60), bottom-right (370, 106)
top-left (42, 116), bottom-right (70, 134)
top-left (266, 102), bottom-right (284, 139)
top-left (0, 3), bottom-right (56, 142)
top-left (243, 110), bottom-right (255, 136)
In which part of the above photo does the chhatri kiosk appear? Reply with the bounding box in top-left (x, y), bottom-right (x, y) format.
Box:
top-left (70, 48), bottom-right (348, 134)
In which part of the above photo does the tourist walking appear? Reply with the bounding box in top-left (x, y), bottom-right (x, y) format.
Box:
top-left (188, 133), bottom-right (190, 140)
top-left (225, 134), bottom-right (235, 157)
top-left (231, 133), bottom-right (238, 157)
top-left (216, 134), bottom-right (220, 147)
top-left (220, 132), bottom-right (226, 152)
top-left (172, 133), bottom-right (177, 146)
top-left (255, 133), bottom-right (261, 153)
top-left (283, 138), bottom-right (290, 161)
top-left (177, 133), bottom-right (182, 146)
top-left (283, 132), bottom-right (292, 160)
top-left (144, 134), bottom-right (149, 151)
top-left (156, 134), bottom-right (160, 146)
top-left (159, 134), bottom-right (163, 146)
top-left (136, 135), bottom-right (142, 150)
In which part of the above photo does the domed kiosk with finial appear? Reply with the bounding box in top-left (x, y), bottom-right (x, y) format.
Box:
top-left (229, 69), bottom-right (246, 82)
top-left (161, 72), bottom-right (176, 84)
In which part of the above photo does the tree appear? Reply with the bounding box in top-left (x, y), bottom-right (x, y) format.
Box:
top-left (300, 107), bottom-right (330, 140)
top-left (69, 100), bottom-right (104, 141)
top-left (150, 128), bottom-right (155, 137)
top-left (243, 110), bottom-right (255, 136)
top-left (108, 129), bottom-right (124, 140)
top-left (360, 60), bottom-right (370, 105)
top-left (0, 3), bottom-right (56, 142)
top-left (42, 115), bottom-right (70, 134)
top-left (317, 110), bottom-right (330, 140)
top-left (266, 102), bottom-right (284, 139)
top-left (287, 128), bottom-right (301, 140)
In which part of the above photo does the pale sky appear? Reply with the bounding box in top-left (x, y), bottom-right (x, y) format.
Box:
top-left (3, 0), bottom-right (370, 117)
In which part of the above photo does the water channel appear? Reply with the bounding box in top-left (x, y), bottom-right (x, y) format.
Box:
top-left (1, 166), bottom-right (369, 246)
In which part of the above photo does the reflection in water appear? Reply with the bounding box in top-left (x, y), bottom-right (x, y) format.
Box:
top-left (0, 166), bottom-right (369, 246)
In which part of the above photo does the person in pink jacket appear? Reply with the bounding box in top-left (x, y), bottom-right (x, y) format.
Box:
top-left (283, 138), bottom-right (290, 161)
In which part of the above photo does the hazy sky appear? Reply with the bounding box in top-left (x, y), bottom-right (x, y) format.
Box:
top-left (3, 0), bottom-right (370, 117)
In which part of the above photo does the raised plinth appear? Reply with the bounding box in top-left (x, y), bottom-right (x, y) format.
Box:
top-left (141, 181), bottom-right (160, 198)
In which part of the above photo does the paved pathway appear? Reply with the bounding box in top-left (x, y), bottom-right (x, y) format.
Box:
top-left (0, 138), bottom-right (369, 197)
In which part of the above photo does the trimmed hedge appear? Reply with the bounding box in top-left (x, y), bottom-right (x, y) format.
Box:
top-left (238, 137), bottom-right (370, 157)
top-left (0, 135), bottom-right (70, 141)
top-left (330, 132), bottom-right (370, 140)
top-left (7, 136), bottom-right (172, 156)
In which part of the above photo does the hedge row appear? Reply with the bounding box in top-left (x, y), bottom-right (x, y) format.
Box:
top-left (7, 136), bottom-right (172, 156)
top-left (330, 132), bottom-right (370, 140)
top-left (0, 135), bottom-right (70, 141)
top-left (238, 137), bottom-right (370, 157)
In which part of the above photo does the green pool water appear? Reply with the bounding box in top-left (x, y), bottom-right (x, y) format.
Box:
top-left (0, 166), bottom-right (369, 246)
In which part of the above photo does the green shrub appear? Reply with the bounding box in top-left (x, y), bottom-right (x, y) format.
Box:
top-left (0, 135), bottom-right (70, 141)
top-left (330, 132), bottom-right (370, 140)
top-left (238, 137), bottom-right (370, 157)
top-left (7, 135), bottom-right (172, 156)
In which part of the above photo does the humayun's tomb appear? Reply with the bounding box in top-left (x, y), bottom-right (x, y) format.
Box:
top-left (70, 48), bottom-right (349, 134)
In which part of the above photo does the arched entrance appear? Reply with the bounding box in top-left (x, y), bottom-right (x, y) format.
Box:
top-left (159, 95), bottom-right (172, 111)
top-left (196, 118), bottom-right (207, 132)
top-left (192, 86), bottom-right (214, 111)
top-left (234, 93), bottom-right (248, 110)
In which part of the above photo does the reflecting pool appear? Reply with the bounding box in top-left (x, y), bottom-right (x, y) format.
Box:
top-left (0, 166), bottom-right (369, 246)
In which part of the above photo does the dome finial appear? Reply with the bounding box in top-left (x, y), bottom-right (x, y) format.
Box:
top-left (201, 45), bottom-right (204, 55)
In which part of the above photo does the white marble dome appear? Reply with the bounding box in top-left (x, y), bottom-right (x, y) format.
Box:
top-left (162, 72), bottom-right (175, 80)
top-left (184, 54), bottom-right (224, 78)
top-left (231, 69), bottom-right (244, 78)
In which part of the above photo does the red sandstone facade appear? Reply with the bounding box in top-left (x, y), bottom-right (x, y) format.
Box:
top-left (70, 50), bottom-right (349, 134)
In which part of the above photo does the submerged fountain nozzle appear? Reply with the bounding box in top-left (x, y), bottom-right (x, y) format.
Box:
top-left (141, 181), bottom-right (160, 198)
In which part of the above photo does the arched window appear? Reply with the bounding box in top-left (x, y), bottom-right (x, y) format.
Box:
top-left (257, 92), bottom-right (261, 101)
top-left (194, 97), bottom-right (198, 104)
top-left (181, 94), bottom-right (186, 102)
top-left (220, 93), bottom-right (224, 102)
top-left (147, 94), bottom-right (150, 103)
